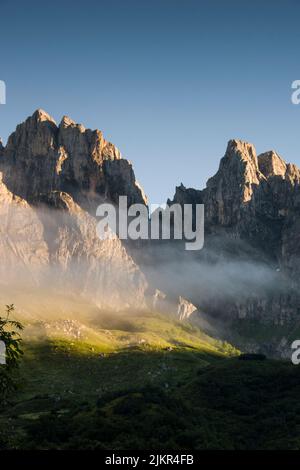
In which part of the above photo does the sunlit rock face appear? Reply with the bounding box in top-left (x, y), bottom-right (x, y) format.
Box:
top-left (0, 111), bottom-right (148, 311)
top-left (1, 110), bottom-right (300, 353)
top-left (0, 176), bottom-right (147, 309)
top-left (37, 191), bottom-right (147, 310)
top-left (0, 171), bottom-right (49, 283)
top-left (151, 289), bottom-right (197, 321)
top-left (200, 140), bottom-right (299, 275)
top-left (177, 296), bottom-right (197, 321)
top-left (167, 139), bottom-right (300, 344)
top-left (204, 140), bottom-right (263, 226)
top-left (1, 109), bottom-right (146, 209)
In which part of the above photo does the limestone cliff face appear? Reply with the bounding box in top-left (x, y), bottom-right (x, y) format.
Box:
top-left (1, 109), bottom-right (146, 209)
top-left (0, 111), bottom-right (148, 310)
top-left (204, 140), bottom-right (263, 227)
top-left (0, 175), bottom-right (147, 310)
top-left (169, 139), bottom-right (300, 337)
top-left (37, 191), bottom-right (147, 309)
top-left (171, 139), bottom-right (300, 262)
top-left (0, 176), bottom-right (147, 309)
top-left (205, 140), bottom-right (300, 277)
top-left (1, 110), bottom-right (300, 347)
top-left (0, 171), bottom-right (49, 283)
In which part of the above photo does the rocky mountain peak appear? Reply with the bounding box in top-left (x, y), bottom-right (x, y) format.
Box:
top-left (31, 108), bottom-right (56, 124)
top-left (169, 137), bottom-right (300, 257)
top-left (0, 110), bottom-right (146, 208)
top-left (200, 139), bottom-right (263, 226)
top-left (258, 151), bottom-right (287, 178)
top-left (0, 108), bottom-right (149, 310)
top-left (59, 115), bottom-right (77, 129)
top-left (226, 139), bottom-right (258, 165)
top-left (285, 162), bottom-right (300, 183)
top-left (223, 139), bottom-right (262, 188)
top-left (165, 139), bottom-right (300, 350)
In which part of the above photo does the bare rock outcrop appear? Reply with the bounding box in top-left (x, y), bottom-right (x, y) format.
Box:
top-left (258, 151), bottom-right (287, 178)
top-left (177, 296), bottom-right (197, 321)
top-left (1, 109), bottom-right (146, 210)
top-left (0, 177), bottom-right (147, 309)
top-left (0, 171), bottom-right (49, 283)
top-left (37, 190), bottom-right (147, 309)
top-left (167, 139), bottom-right (300, 347)
top-left (2, 110), bottom-right (300, 354)
top-left (0, 110), bottom-right (149, 310)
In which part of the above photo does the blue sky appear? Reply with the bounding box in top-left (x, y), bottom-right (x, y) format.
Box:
top-left (1, 0), bottom-right (300, 203)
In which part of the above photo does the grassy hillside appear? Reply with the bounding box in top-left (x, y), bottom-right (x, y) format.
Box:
top-left (1, 311), bottom-right (299, 450)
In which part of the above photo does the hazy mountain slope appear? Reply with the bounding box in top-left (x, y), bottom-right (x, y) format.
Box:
top-left (1, 111), bottom-right (300, 355)
top-left (0, 188), bottom-right (147, 311)
top-left (164, 139), bottom-right (300, 355)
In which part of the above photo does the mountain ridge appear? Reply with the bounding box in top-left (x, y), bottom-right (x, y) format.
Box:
top-left (0, 109), bottom-right (146, 210)
top-left (167, 138), bottom-right (300, 355)
top-left (1, 110), bottom-right (300, 356)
